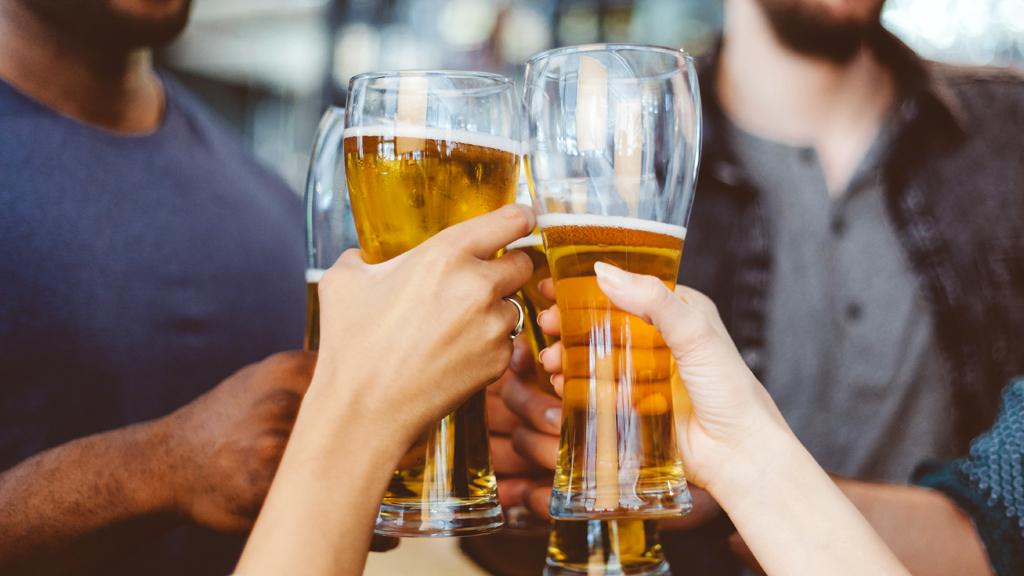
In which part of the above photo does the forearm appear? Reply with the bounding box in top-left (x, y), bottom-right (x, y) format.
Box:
top-left (837, 479), bottom-right (992, 576)
top-left (710, 430), bottom-right (909, 576)
top-left (0, 419), bottom-right (174, 575)
top-left (237, 368), bottom-right (407, 576)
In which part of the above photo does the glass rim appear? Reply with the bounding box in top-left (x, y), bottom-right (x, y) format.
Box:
top-left (348, 69), bottom-right (515, 94)
top-left (525, 43), bottom-right (695, 84)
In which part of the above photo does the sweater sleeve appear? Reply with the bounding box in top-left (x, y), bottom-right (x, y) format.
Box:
top-left (914, 377), bottom-right (1024, 576)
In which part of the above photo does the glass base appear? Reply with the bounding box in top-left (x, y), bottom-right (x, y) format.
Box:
top-left (544, 559), bottom-right (670, 576)
top-left (549, 486), bottom-right (693, 520)
top-left (374, 498), bottom-right (504, 537)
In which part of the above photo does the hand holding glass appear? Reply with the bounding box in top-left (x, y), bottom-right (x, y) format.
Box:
top-left (344, 71), bottom-right (521, 536)
top-left (524, 44), bottom-right (701, 520)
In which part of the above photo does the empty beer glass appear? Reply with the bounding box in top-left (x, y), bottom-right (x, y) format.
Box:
top-left (524, 44), bottom-right (701, 520)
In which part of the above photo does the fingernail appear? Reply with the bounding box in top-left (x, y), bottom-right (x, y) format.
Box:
top-left (544, 407), bottom-right (562, 428)
top-left (538, 347), bottom-right (548, 364)
top-left (594, 261), bottom-right (628, 290)
top-left (537, 310), bottom-right (547, 325)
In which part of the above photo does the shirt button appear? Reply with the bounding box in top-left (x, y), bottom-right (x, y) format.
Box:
top-left (845, 302), bottom-right (863, 321)
top-left (831, 214), bottom-right (846, 236)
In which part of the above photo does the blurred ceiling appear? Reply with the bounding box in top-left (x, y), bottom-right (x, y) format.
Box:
top-left (165, 0), bottom-right (331, 94)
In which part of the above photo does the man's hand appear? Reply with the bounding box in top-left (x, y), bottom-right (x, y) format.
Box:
top-left (0, 350), bottom-right (318, 575)
top-left (159, 350), bottom-right (316, 532)
top-left (486, 340), bottom-right (560, 525)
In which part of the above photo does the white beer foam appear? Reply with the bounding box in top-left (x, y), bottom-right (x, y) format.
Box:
top-left (342, 124), bottom-right (521, 155)
top-left (505, 234), bottom-right (543, 250)
top-left (306, 268), bottom-right (326, 283)
top-left (537, 213), bottom-right (687, 241)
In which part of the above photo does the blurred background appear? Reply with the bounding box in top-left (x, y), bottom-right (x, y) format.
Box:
top-left (158, 0), bottom-right (1024, 193)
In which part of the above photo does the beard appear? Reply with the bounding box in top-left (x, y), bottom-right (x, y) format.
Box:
top-left (754, 0), bottom-right (885, 63)
top-left (17, 0), bottom-right (192, 51)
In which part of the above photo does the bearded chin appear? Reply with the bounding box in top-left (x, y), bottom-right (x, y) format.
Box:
top-left (19, 0), bottom-right (193, 51)
top-left (757, 1), bottom-right (883, 63)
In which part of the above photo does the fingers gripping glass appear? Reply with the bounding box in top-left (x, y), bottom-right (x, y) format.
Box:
top-left (524, 44), bottom-right (702, 520)
top-left (344, 70), bottom-right (521, 537)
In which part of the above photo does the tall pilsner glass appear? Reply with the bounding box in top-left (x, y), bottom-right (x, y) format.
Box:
top-left (304, 106), bottom-right (359, 352)
top-left (507, 188), bottom-right (668, 575)
top-left (524, 44), bottom-right (702, 520)
top-left (344, 71), bottom-right (520, 536)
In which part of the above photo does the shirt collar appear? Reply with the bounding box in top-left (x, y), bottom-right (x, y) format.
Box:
top-left (696, 29), bottom-right (969, 189)
top-left (870, 29), bottom-right (968, 136)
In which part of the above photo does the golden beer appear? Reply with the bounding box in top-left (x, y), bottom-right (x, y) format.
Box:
top-left (548, 520), bottom-right (665, 575)
top-left (344, 126), bottom-right (518, 535)
top-left (304, 269), bottom-right (324, 352)
top-left (345, 127), bottom-right (520, 262)
top-left (507, 236), bottom-right (667, 573)
top-left (543, 213), bottom-right (690, 519)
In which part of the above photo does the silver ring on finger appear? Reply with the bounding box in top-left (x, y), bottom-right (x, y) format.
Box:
top-left (503, 296), bottom-right (526, 340)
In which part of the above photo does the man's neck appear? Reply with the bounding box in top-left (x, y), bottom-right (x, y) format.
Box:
top-left (716, 0), bottom-right (895, 194)
top-left (0, 2), bottom-right (164, 134)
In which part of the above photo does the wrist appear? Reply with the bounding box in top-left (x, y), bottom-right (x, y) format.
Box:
top-left (298, 362), bottom-right (414, 469)
top-left (127, 418), bottom-right (179, 517)
top-left (704, 422), bottom-right (805, 514)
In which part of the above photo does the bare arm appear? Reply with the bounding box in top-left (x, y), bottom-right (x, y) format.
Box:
top-left (838, 480), bottom-right (992, 576)
top-left (0, 421), bottom-right (172, 575)
top-left (727, 479), bottom-right (993, 576)
top-left (0, 351), bottom-right (317, 575)
top-left (709, 431), bottom-right (909, 576)
top-left (235, 364), bottom-right (405, 576)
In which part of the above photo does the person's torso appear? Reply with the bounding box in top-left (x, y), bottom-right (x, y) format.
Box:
top-left (672, 51), bottom-right (1024, 576)
top-left (0, 74), bottom-right (306, 574)
top-left (682, 64), bottom-right (1024, 479)
top-left (723, 116), bottom-right (956, 482)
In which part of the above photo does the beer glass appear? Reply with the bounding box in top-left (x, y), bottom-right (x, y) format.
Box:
top-left (304, 106), bottom-right (359, 352)
top-left (344, 71), bottom-right (520, 537)
top-left (507, 182), bottom-right (556, 386)
top-left (547, 520), bottom-right (667, 576)
top-left (507, 186), bottom-right (668, 576)
top-left (524, 44), bottom-right (701, 520)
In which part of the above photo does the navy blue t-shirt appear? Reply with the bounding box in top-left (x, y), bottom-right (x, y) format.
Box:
top-left (0, 74), bottom-right (305, 574)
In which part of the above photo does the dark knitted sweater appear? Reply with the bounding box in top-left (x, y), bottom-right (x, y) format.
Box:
top-left (917, 377), bottom-right (1024, 576)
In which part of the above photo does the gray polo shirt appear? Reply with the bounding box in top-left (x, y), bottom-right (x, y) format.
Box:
top-left (724, 117), bottom-right (956, 483)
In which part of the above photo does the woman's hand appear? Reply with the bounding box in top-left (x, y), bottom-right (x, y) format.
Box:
top-left (537, 262), bottom-right (792, 494)
top-left (237, 204), bottom-right (535, 576)
top-left (537, 263), bottom-right (909, 576)
top-left (310, 203), bottom-right (536, 446)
